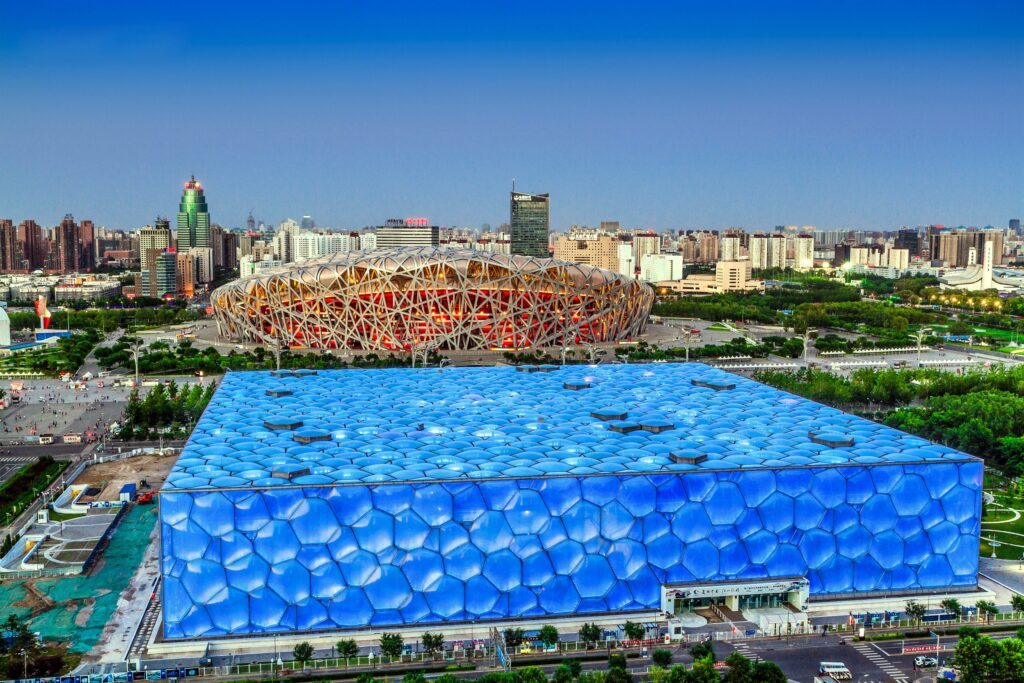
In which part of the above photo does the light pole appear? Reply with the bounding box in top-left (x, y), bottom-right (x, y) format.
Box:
top-left (129, 339), bottom-right (143, 387)
top-left (915, 327), bottom-right (932, 367)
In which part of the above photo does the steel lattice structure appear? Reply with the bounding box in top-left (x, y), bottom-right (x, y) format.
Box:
top-left (211, 247), bottom-right (654, 350)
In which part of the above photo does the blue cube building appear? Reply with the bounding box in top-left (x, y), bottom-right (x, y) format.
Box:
top-left (160, 364), bottom-right (981, 640)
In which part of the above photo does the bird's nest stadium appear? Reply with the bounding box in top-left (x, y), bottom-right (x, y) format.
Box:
top-left (210, 248), bottom-right (654, 351)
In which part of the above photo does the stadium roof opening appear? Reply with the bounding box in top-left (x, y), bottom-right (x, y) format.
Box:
top-left (166, 364), bottom-right (974, 492)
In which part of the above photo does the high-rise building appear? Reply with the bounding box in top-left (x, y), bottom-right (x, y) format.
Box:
top-left (720, 235), bottom-right (742, 262)
top-left (301, 215), bottom-right (316, 231)
top-left (176, 176), bottom-right (211, 251)
top-left (17, 220), bottom-right (45, 270)
top-left (792, 234), bottom-right (814, 270)
top-left (190, 247), bottom-right (214, 284)
top-left (176, 251), bottom-right (195, 298)
top-left (0, 219), bottom-right (16, 272)
top-left (140, 219), bottom-right (173, 271)
top-left (374, 219), bottom-right (440, 248)
top-left (749, 233), bottom-right (786, 270)
top-left (222, 232), bottom-right (240, 271)
top-left (510, 192), bottom-right (550, 258)
top-left (210, 224), bottom-right (225, 268)
top-left (895, 228), bottom-right (922, 257)
top-left (552, 231), bottom-right (621, 271)
top-left (1011, 219), bottom-right (1021, 235)
top-left (79, 219), bottom-right (96, 271)
top-left (632, 231), bottom-right (661, 266)
top-left (53, 214), bottom-right (81, 274)
top-left (144, 248), bottom-right (178, 298)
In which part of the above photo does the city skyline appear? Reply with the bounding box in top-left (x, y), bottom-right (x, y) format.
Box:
top-left (2, 1), bottom-right (1021, 229)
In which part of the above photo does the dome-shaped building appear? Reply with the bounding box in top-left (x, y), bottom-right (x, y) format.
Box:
top-left (211, 247), bottom-right (654, 350)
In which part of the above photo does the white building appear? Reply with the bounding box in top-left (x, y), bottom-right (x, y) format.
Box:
top-left (0, 307), bottom-right (10, 347)
top-left (792, 235), bottom-right (814, 271)
top-left (720, 235), bottom-right (742, 262)
top-left (749, 234), bottom-right (786, 270)
top-left (640, 253), bottom-right (685, 282)
top-left (190, 247), bottom-right (214, 284)
top-left (239, 254), bottom-right (284, 277)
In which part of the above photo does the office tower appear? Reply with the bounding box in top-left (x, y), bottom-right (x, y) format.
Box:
top-left (176, 251), bottom-right (195, 298)
top-left (552, 231), bottom-right (620, 271)
top-left (53, 214), bottom-right (81, 273)
top-left (374, 219), bottom-right (440, 248)
top-left (246, 212), bottom-right (256, 232)
top-left (177, 176), bottom-right (211, 251)
top-left (78, 219), bottom-right (96, 271)
top-left (140, 219), bottom-right (173, 271)
top-left (600, 221), bottom-right (621, 233)
top-left (274, 219), bottom-right (302, 262)
top-left (301, 215), bottom-right (316, 230)
top-left (0, 219), bottom-right (15, 272)
top-left (510, 192), bottom-right (550, 258)
top-left (895, 228), bottom-right (922, 257)
top-left (222, 232), bottom-right (240, 270)
top-left (1011, 219), bottom-right (1021, 235)
top-left (144, 248), bottom-right (177, 298)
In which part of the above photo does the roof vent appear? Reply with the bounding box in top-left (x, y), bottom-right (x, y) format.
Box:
top-left (293, 429), bottom-right (332, 444)
top-left (691, 379), bottom-right (735, 391)
top-left (271, 369), bottom-right (318, 378)
top-left (563, 381), bottom-right (591, 391)
top-left (608, 421), bottom-right (641, 434)
top-left (271, 467), bottom-right (310, 481)
top-left (809, 431), bottom-right (855, 448)
top-left (640, 420), bottom-right (675, 434)
top-left (515, 365), bottom-right (540, 373)
top-left (591, 409), bottom-right (628, 421)
top-left (266, 389), bottom-right (293, 398)
top-left (264, 419), bottom-right (304, 430)
top-left (670, 452), bottom-right (708, 465)
top-left (536, 365), bottom-right (560, 373)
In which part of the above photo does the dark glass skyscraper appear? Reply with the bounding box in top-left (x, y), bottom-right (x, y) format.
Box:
top-left (510, 191), bottom-right (550, 258)
top-left (177, 176), bottom-right (210, 251)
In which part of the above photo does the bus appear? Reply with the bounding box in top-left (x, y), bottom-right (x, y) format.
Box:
top-left (62, 433), bottom-right (82, 444)
top-left (38, 434), bottom-right (54, 445)
top-left (818, 662), bottom-right (851, 680)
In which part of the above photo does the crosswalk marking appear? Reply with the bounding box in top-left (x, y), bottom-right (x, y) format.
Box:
top-left (851, 642), bottom-right (907, 681)
top-left (731, 643), bottom-right (760, 662)
top-left (0, 457), bottom-right (34, 463)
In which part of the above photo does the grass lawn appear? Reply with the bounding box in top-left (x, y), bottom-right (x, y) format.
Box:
top-left (706, 322), bottom-right (734, 332)
top-left (981, 488), bottom-right (1024, 559)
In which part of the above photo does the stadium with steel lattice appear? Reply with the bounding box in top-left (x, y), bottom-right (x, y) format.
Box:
top-left (210, 248), bottom-right (654, 350)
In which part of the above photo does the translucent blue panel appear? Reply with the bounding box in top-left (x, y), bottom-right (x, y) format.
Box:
top-left (162, 460), bottom-right (980, 639)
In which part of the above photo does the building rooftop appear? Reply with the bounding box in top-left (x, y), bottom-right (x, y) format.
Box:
top-left (164, 364), bottom-right (974, 492)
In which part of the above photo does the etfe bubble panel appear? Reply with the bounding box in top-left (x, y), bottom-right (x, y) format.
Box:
top-left (161, 463), bottom-right (981, 638)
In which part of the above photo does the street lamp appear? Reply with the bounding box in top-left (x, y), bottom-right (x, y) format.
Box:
top-left (129, 339), bottom-right (144, 387)
top-left (914, 327), bottom-right (932, 367)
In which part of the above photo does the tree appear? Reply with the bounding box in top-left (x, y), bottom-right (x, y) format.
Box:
top-left (538, 625), bottom-right (560, 649)
top-left (690, 641), bottom-right (716, 663)
top-left (954, 633), bottom-right (1007, 683)
top-left (421, 632), bottom-right (444, 656)
top-left (380, 633), bottom-right (404, 659)
top-left (940, 598), bottom-right (962, 616)
top-left (578, 622), bottom-right (602, 647)
top-left (976, 600), bottom-right (998, 623)
top-left (724, 651), bottom-right (753, 683)
top-left (665, 665), bottom-right (688, 683)
top-left (623, 621), bottom-right (646, 642)
top-left (336, 639), bottom-right (359, 660)
top-left (959, 626), bottom-right (980, 640)
top-left (402, 672), bottom-right (426, 683)
top-left (1011, 595), bottom-right (1024, 614)
top-left (688, 656), bottom-right (720, 683)
top-left (553, 664), bottom-right (575, 683)
top-left (652, 649), bottom-right (673, 667)
top-left (518, 667), bottom-right (549, 683)
top-left (905, 600), bottom-right (927, 625)
top-left (605, 668), bottom-right (633, 683)
top-left (504, 627), bottom-right (525, 648)
top-left (292, 642), bottom-right (314, 668)
top-left (608, 653), bottom-right (627, 670)
top-left (563, 658), bottom-right (582, 679)
top-left (751, 661), bottom-right (787, 683)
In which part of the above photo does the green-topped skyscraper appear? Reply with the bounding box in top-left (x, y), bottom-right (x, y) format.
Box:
top-left (176, 175), bottom-right (210, 250)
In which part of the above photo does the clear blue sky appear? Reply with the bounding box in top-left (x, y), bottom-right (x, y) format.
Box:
top-left (1, 1), bottom-right (1021, 231)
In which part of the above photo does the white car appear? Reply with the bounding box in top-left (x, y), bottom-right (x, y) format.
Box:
top-left (914, 656), bottom-right (938, 668)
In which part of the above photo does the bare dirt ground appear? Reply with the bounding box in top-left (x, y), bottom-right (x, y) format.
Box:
top-left (75, 454), bottom-right (177, 502)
